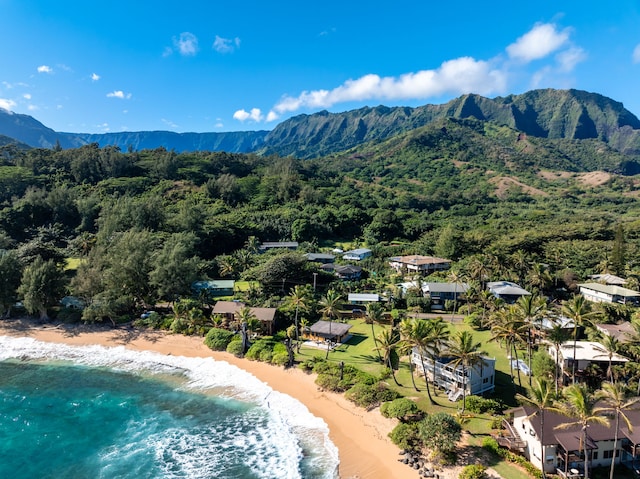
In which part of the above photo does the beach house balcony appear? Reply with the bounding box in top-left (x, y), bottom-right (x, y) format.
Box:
top-left (411, 349), bottom-right (495, 397)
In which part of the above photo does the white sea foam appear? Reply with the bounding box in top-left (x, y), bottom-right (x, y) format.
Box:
top-left (0, 335), bottom-right (340, 479)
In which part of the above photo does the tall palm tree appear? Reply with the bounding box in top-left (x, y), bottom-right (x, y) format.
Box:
top-left (367, 302), bottom-right (385, 362)
top-left (490, 306), bottom-right (527, 389)
top-left (399, 317), bottom-right (420, 392)
top-left (446, 270), bottom-right (465, 314)
top-left (318, 289), bottom-right (342, 359)
top-left (596, 382), bottom-right (640, 479)
top-left (562, 295), bottom-right (597, 384)
top-left (287, 285), bottom-right (310, 352)
top-left (516, 379), bottom-right (557, 479)
top-left (514, 294), bottom-right (547, 386)
top-left (400, 318), bottom-right (436, 403)
top-left (447, 330), bottom-right (486, 414)
top-left (425, 317), bottom-right (450, 405)
top-left (374, 326), bottom-right (401, 386)
top-left (598, 335), bottom-right (621, 383)
top-left (547, 324), bottom-right (570, 396)
top-left (555, 384), bottom-right (609, 479)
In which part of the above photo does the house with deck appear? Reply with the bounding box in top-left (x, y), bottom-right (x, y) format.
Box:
top-left (411, 349), bottom-right (495, 402)
top-left (499, 406), bottom-right (640, 477)
top-left (424, 282), bottom-right (469, 309)
top-left (191, 280), bottom-right (235, 297)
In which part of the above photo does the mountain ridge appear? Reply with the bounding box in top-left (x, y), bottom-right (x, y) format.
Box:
top-left (1, 88), bottom-right (639, 158)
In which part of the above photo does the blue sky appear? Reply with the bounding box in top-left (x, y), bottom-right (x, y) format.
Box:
top-left (1, 0), bottom-right (639, 134)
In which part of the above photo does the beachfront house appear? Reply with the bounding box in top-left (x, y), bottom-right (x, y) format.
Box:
top-left (548, 341), bottom-right (629, 384)
top-left (388, 255), bottom-right (451, 275)
top-left (411, 349), bottom-right (495, 402)
top-left (500, 406), bottom-right (640, 477)
top-left (307, 320), bottom-right (352, 344)
top-left (577, 282), bottom-right (640, 305)
top-left (212, 301), bottom-right (277, 335)
top-left (342, 248), bottom-right (372, 261)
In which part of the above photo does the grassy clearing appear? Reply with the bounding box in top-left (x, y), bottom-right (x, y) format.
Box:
top-left (64, 257), bottom-right (84, 271)
top-left (234, 281), bottom-right (260, 292)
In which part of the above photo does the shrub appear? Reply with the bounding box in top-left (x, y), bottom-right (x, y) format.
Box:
top-left (345, 382), bottom-right (401, 408)
top-left (226, 338), bottom-right (244, 357)
top-left (465, 396), bottom-right (505, 414)
top-left (271, 351), bottom-right (289, 366)
top-left (459, 465), bottom-right (487, 479)
top-left (463, 313), bottom-right (484, 330)
top-left (418, 413), bottom-right (462, 456)
top-left (259, 349), bottom-right (273, 362)
top-left (388, 422), bottom-right (422, 451)
top-left (481, 437), bottom-right (542, 479)
top-left (380, 398), bottom-right (421, 422)
top-left (204, 328), bottom-right (235, 351)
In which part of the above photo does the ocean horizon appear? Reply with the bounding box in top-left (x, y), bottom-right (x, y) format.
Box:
top-left (0, 336), bottom-right (340, 479)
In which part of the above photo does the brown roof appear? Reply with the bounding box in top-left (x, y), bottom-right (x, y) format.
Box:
top-left (595, 322), bottom-right (636, 343)
top-left (392, 255), bottom-right (451, 266)
top-left (212, 301), bottom-right (276, 323)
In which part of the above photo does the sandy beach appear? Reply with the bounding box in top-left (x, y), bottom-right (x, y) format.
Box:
top-left (0, 319), bottom-right (413, 479)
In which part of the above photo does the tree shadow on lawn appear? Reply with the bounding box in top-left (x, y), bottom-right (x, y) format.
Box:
top-left (343, 333), bottom-right (367, 346)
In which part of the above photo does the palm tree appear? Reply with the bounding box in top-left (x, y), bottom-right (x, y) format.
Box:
top-left (516, 379), bottom-right (557, 479)
top-left (400, 318), bottom-right (436, 402)
top-left (318, 289), bottom-right (342, 359)
top-left (490, 306), bottom-right (527, 389)
top-left (598, 334), bottom-right (621, 383)
top-left (562, 295), bottom-right (597, 384)
top-left (555, 384), bottom-right (609, 479)
top-left (399, 317), bottom-right (420, 392)
top-left (447, 330), bottom-right (486, 414)
top-left (374, 326), bottom-right (401, 386)
top-left (446, 270), bottom-right (465, 314)
top-left (514, 293), bottom-right (547, 386)
top-left (547, 324), bottom-right (570, 396)
top-left (367, 302), bottom-right (385, 362)
top-left (287, 285), bottom-right (310, 352)
top-left (596, 382), bottom-right (640, 479)
top-left (235, 306), bottom-right (258, 355)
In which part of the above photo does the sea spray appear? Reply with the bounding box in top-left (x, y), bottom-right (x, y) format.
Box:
top-left (0, 336), bottom-right (339, 479)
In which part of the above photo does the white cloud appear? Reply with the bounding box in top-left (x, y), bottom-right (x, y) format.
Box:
top-left (507, 23), bottom-right (570, 62)
top-left (174, 32), bottom-right (199, 56)
top-left (91, 73), bottom-right (100, 81)
top-left (162, 118), bottom-right (178, 129)
top-left (37, 65), bottom-right (53, 73)
top-left (556, 47), bottom-right (586, 72)
top-left (23, 93), bottom-right (32, 100)
top-left (0, 98), bottom-right (16, 111)
top-left (266, 111), bottom-right (280, 122)
top-left (27, 104), bottom-right (38, 111)
top-left (268, 56), bottom-right (506, 118)
top-left (633, 44), bottom-right (640, 64)
top-left (213, 35), bottom-right (241, 53)
top-left (233, 108), bottom-right (263, 122)
top-left (107, 90), bottom-right (132, 99)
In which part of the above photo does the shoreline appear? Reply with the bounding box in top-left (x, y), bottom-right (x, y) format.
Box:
top-left (0, 319), bottom-right (410, 479)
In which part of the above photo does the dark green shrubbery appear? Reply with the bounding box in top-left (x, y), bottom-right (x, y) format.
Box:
top-left (204, 327), bottom-right (236, 351)
top-left (226, 338), bottom-right (244, 357)
top-left (380, 398), bottom-right (422, 422)
top-left (388, 422), bottom-right (422, 451)
top-left (345, 382), bottom-right (400, 408)
top-left (465, 395), bottom-right (505, 415)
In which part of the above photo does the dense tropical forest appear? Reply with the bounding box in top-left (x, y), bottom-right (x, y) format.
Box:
top-left (1, 111), bottom-right (640, 324)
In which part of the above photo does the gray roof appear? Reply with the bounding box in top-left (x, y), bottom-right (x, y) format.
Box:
top-left (309, 320), bottom-right (352, 338)
top-left (425, 282), bottom-right (469, 293)
top-left (192, 280), bottom-right (235, 290)
top-left (304, 253), bottom-right (336, 261)
top-left (487, 281), bottom-right (531, 296)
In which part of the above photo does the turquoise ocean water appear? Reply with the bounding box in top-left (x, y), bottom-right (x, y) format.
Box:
top-left (0, 336), bottom-right (339, 479)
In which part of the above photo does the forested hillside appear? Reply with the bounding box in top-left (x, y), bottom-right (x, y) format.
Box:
top-left (2, 113), bottom-right (640, 322)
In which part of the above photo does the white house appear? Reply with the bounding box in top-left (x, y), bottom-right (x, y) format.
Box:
top-left (342, 248), bottom-right (372, 261)
top-left (548, 341), bottom-right (629, 384)
top-left (411, 350), bottom-right (495, 401)
top-left (578, 282), bottom-right (640, 305)
top-left (503, 406), bottom-right (640, 477)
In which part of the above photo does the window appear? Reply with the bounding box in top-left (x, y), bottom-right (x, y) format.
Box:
top-left (592, 452), bottom-right (598, 460)
top-left (603, 450), bottom-right (614, 459)
top-left (483, 377), bottom-right (489, 383)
